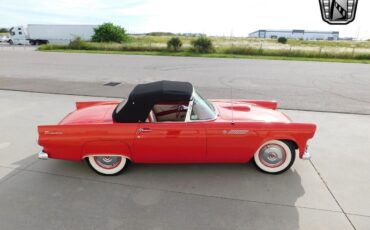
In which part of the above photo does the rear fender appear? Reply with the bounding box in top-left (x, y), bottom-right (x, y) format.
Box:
top-left (38, 125), bottom-right (82, 161)
top-left (81, 141), bottom-right (132, 160)
top-left (76, 101), bottom-right (120, 110)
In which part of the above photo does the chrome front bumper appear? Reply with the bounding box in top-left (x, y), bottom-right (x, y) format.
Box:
top-left (38, 150), bottom-right (48, 160)
top-left (302, 147), bottom-right (311, 160)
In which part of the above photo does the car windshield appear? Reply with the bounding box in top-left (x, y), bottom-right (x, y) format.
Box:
top-left (190, 91), bottom-right (217, 120)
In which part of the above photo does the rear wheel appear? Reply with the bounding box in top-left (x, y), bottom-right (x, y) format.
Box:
top-left (253, 140), bottom-right (296, 174)
top-left (86, 155), bottom-right (128, 176)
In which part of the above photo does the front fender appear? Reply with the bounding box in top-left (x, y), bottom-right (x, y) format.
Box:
top-left (258, 123), bottom-right (316, 159)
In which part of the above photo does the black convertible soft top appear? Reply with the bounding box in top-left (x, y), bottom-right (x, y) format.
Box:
top-left (113, 80), bottom-right (193, 123)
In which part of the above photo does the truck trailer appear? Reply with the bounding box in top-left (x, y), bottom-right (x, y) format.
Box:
top-left (9, 24), bottom-right (97, 45)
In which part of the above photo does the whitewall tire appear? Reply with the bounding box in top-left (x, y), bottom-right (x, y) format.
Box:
top-left (253, 140), bottom-right (296, 174)
top-left (86, 155), bottom-right (128, 176)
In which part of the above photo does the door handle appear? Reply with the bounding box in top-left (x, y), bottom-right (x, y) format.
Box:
top-left (138, 128), bottom-right (152, 133)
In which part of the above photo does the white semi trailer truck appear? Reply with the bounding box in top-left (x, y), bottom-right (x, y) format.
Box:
top-left (8, 24), bottom-right (97, 45)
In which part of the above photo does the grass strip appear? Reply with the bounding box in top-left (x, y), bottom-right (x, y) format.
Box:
top-left (38, 42), bottom-right (370, 64)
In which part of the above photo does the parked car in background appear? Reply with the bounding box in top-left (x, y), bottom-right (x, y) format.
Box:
top-left (37, 81), bottom-right (316, 176)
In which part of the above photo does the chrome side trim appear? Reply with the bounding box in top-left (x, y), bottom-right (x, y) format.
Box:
top-left (38, 150), bottom-right (48, 160)
top-left (223, 130), bottom-right (249, 135)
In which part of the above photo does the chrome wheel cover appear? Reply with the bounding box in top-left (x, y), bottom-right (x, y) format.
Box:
top-left (258, 144), bottom-right (286, 168)
top-left (94, 156), bottom-right (122, 169)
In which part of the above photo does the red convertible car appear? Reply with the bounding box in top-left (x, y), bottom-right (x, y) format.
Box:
top-left (38, 81), bottom-right (316, 175)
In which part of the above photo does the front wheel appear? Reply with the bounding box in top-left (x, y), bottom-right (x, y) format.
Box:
top-left (86, 155), bottom-right (128, 176)
top-left (253, 140), bottom-right (296, 174)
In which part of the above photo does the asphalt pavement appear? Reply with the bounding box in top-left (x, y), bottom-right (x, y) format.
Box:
top-left (0, 50), bottom-right (369, 114)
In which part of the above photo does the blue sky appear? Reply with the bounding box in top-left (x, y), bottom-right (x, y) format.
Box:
top-left (1, 0), bottom-right (369, 39)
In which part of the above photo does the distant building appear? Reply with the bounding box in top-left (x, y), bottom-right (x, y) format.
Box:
top-left (249, 29), bottom-right (339, 40)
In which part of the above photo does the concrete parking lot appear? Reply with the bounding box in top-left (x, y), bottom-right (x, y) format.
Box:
top-left (0, 49), bottom-right (369, 229)
top-left (0, 90), bottom-right (369, 230)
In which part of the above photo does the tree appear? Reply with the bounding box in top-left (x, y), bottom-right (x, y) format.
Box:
top-left (191, 36), bottom-right (214, 53)
top-left (167, 37), bottom-right (182, 51)
top-left (277, 37), bottom-right (288, 44)
top-left (92, 23), bottom-right (128, 43)
top-left (0, 28), bottom-right (9, 33)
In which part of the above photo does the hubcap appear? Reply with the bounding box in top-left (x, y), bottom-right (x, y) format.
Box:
top-left (259, 144), bottom-right (286, 168)
top-left (94, 156), bottom-right (122, 169)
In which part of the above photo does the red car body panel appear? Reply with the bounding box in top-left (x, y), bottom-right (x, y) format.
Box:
top-left (38, 100), bottom-right (316, 163)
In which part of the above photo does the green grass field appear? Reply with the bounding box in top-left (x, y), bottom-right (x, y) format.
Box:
top-left (128, 35), bottom-right (370, 48)
top-left (38, 35), bottom-right (370, 64)
top-left (287, 39), bottom-right (370, 48)
top-left (39, 48), bottom-right (370, 64)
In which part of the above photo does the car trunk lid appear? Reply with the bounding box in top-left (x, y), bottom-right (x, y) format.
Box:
top-left (59, 103), bottom-right (117, 125)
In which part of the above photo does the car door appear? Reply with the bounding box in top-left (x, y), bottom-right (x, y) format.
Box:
top-left (133, 122), bottom-right (206, 163)
top-left (205, 122), bottom-right (262, 163)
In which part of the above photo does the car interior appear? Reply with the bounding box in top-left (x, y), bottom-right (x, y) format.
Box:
top-left (146, 101), bottom-right (189, 122)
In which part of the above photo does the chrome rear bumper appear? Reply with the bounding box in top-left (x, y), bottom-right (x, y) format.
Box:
top-left (38, 150), bottom-right (48, 160)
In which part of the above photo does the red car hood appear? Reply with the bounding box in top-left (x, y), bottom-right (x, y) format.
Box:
top-left (59, 103), bottom-right (116, 125)
top-left (211, 100), bottom-right (291, 123)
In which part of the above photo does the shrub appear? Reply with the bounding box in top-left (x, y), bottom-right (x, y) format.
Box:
top-left (277, 37), bottom-right (288, 44)
top-left (167, 37), bottom-right (182, 51)
top-left (92, 23), bottom-right (128, 43)
top-left (68, 37), bottom-right (88, 49)
top-left (191, 36), bottom-right (214, 53)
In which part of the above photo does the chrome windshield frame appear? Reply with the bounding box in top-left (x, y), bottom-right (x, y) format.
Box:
top-left (185, 89), bottom-right (217, 122)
